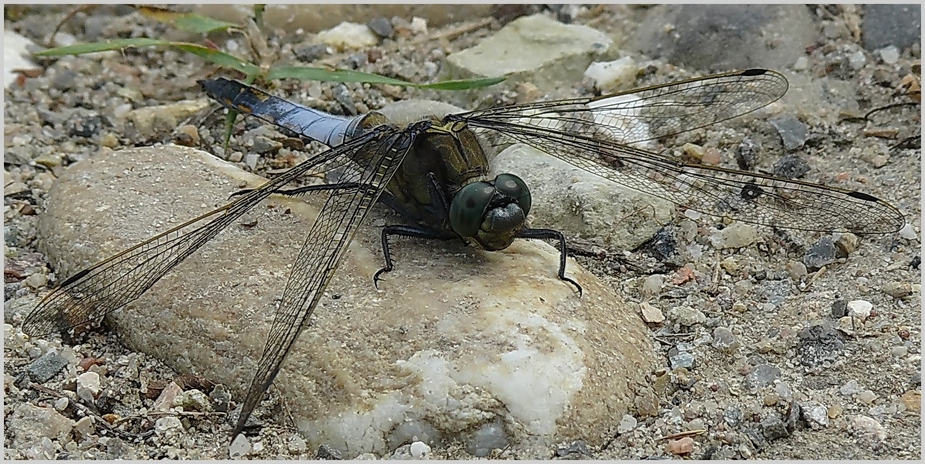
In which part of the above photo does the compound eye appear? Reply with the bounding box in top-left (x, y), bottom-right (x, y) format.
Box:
top-left (494, 173), bottom-right (531, 216)
top-left (450, 182), bottom-right (495, 238)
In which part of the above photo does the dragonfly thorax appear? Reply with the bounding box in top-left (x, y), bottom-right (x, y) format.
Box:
top-left (449, 173), bottom-right (532, 251)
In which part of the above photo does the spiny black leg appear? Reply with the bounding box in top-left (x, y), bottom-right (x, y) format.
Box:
top-left (517, 228), bottom-right (582, 297)
top-left (375, 225), bottom-right (456, 289)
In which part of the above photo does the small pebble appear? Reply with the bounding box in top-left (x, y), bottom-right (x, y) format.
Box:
top-left (54, 397), bottom-right (69, 411)
top-left (898, 223), bottom-right (917, 240)
top-left (583, 56), bottom-right (638, 93)
top-left (764, 393), bottom-right (780, 406)
top-left (834, 232), bottom-right (859, 256)
top-left (857, 390), bottom-right (878, 405)
top-left (793, 56), bottom-right (810, 71)
top-left (804, 236), bottom-right (838, 269)
top-left (639, 302), bottom-right (665, 323)
top-left (746, 363), bottom-right (781, 389)
top-left (174, 124), bottom-right (200, 147)
top-left (617, 414), bottom-right (637, 433)
top-left (761, 416), bottom-right (790, 440)
top-left (900, 390), bottom-right (921, 413)
top-left (73, 415), bottom-right (95, 437)
top-left (668, 306), bottom-right (706, 327)
top-left (668, 347), bottom-right (695, 369)
top-left (801, 402), bottom-right (829, 429)
top-left (711, 223), bottom-right (758, 249)
top-left (785, 260), bottom-right (807, 281)
top-left (76, 371), bottom-right (101, 403)
top-left (848, 415), bottom-right (886, 444)
top-left (244, 153), bottom-right (259, 170)
top-left (174, 389), bottom-right (212, 412)
top-left (288, 434), bottom-right (307, 453)
top-left (827, 404), bottom-right (843, 419)
top-left (99, 133), bottom-right (119, 148)
top-left (641, 274), bottom-right (665, 297)
top-left (410, 441), bottom-right (431, 459)
top-left (774, 382), bottom-right (792, 401)
top-left (881, 281), bottom-right (913, 299)
top-left (154, 416), bottom-right (183, 435)
top-left (409, 17), bottom-right (428, 34)
top-left (878, 45), bottom-right (900, 65)
top-left (712, 327), bottom-right (741, 353)
top-left (229, 433), bottom-right (251, 458)
top-left (840, 380), bottom-right (862, 396)
top-left (701, 147), bottom-right (722, 165)
top-left (720, 257), bottom-right (739, 275)
top-left (846, 300), bottom-right (873, 321)
top-left (667, 436), bottom-right (694, 455)
top-left (847, 50), bottom-right (867, 70)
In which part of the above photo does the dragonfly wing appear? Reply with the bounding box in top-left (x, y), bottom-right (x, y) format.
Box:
top-left (22, 129), bottom-right (393, 338)
top-left (456, 69), bottom-right (904, 233)
top-left (460, 69), bottom-right (789, 148)
top-left (231, 124), bottom-right (422, 438)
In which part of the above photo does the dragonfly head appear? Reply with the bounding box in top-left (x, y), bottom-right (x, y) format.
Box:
top-left (449, 173), bottom-right (532, 251)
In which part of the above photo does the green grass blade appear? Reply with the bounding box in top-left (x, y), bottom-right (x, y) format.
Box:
top-left (417, 76), bottom-right (507, 90)
top-left (34, 39), bottom-right (260, 77)
top-left (33, 38), bottom-right (169, 56)
top-left (266, 65), bottom-right (505, 90)
top-left (172, 43), bottom-right (260, 75)
top-left (138, 6), bottom-right (239, 34)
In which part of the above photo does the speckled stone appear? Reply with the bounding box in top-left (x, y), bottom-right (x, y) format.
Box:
top-left (35, 145), bottom-right (657, 457)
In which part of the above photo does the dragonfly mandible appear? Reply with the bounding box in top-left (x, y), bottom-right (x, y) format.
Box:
top-left (22, 69), bottom-right (905, 440)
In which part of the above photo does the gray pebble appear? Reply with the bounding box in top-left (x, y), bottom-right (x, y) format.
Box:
top-left (316, 443), bottom-right (343, 460)
top-left (831, 299), bottom-right (848, 318)
top-left (760, 415), bottom-right (790, 440)
top-left (26, 352), bottom-right (69, 383)
top-left (711, 327), bottom-right (741, 353)
top-left (294, 43), bottom-right (328, 62)
top-left (747, 363), bottom-right (781, 389)
top-left (668, 306), bottom-right (706, 327)
top-left (772, 154), bottom-right (810, 179)
top-left (801, 402), bottom-right (830, 429)
top-left (367, 17), bottom-right (394, 39)
top-left (770, 115), bottom-right (809, 151)
top-left (803, 236), bottom-right (838, 269)
top-left (616, 414), bottom-right (637, 434)
top-left (668, 347), bottom-right (695, 369)
top-left (840, 379), bottom-right (862, 396)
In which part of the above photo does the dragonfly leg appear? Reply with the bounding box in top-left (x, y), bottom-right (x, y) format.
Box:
top-left (516, 228), bottom-right (582, 297)
top-left (374, 225), bottom-right (457, 289)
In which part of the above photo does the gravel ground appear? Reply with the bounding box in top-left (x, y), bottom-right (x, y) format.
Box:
top-left (4, 5), bottom-right (921, 460)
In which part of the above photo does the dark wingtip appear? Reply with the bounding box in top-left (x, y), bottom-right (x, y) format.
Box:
top-left (741, 69), bottom-right (769, 76)
top-left (847, 191), bottom-right (879, 202)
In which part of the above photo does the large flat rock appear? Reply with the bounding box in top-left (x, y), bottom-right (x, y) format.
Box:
top-left (36, 145), bottom-right (657, 457)
top-left (443, 14), bottom-right (615, 92)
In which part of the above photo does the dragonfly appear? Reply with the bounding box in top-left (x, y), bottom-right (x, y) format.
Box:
top-left (22, 69), bottom-right (905, 440)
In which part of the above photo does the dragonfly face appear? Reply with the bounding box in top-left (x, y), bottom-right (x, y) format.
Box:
top-left (385, 117), bottom-right (534, 251)
top-left (449, 172), bottom-right (532, 251)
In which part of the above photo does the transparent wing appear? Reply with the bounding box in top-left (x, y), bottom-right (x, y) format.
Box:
top-left (454, 69), bottom-right (904, 233)
top-left (231, 124), bottom-right (422, 438)
top-left (21, 127), bottom-right (394, 337)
